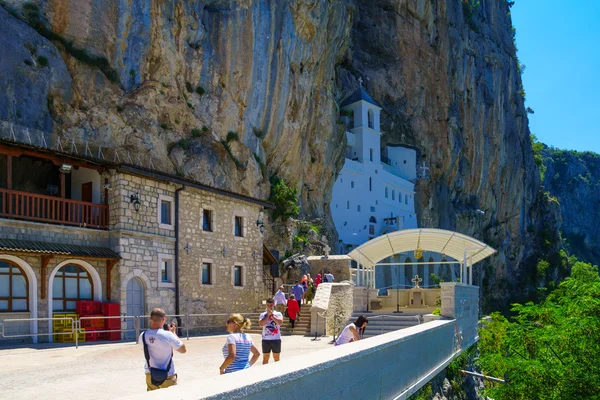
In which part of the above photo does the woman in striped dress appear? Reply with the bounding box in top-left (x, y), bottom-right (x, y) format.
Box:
top-left (220, 314), bottom-right (260, 374)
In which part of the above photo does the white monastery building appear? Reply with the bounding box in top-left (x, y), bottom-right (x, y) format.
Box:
top-left (331, 85), bottom-right (418, 255)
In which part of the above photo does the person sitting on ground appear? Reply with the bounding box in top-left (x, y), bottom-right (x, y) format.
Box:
top-left (335, 315), bottom-right (368, 346)
top-left (220, 314), bottom-right (260, 374)
top-left (286, 294), bottom-right (300, 333)
top-left (141, 308), bottom-right (187, 391)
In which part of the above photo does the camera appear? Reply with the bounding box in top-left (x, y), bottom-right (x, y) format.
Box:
top-left (163, 323), bottom-right (170, 331)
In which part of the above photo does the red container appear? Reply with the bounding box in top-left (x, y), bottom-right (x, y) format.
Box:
top-left (85, 330), bottom-right (105, 341)
top-left (105, 318), bottom-right (121, 329)
top-left (76, 301), bottom-right (95, 316)
top-left (80, 315), bottom-right (105, 329)
top-left (91, 301), bottom-right (103, 314)
top-left (102, 303), bottom-right (120, 316)
top-left (105, 332), bottom-right (121, 341)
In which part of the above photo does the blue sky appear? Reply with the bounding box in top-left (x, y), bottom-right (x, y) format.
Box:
top-left (510, 1), bottom-right (600, 153)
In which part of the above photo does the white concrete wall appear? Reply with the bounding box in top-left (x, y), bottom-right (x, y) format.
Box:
top-left (385, 146), bottom-right (417, 181)
top-left (128, 320), bottom-right (459, 400)
top-left (70, 167), bottom-right (101, 203)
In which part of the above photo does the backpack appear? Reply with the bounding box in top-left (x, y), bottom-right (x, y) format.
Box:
top-left (322, 274), bottom-right (329, 283)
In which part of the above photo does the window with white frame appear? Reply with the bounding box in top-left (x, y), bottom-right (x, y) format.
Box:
top-left (158, 255), bottom-right (175, 287)
top-left (202, 209), bottom-right (214, 232)
top-left (234, 216), bottom-right (245, 237)
top-left (158, 195), bottom-right (175, 229)
top-left (233, 265), bottom-right (244, 287)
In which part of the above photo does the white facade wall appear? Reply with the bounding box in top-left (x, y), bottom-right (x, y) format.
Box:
top-left (331, 97), bottom-right (417, 253)
top-left (385, 146), bottom-right (417, 181)
top-left (70, 167), bottom-right (102, 203)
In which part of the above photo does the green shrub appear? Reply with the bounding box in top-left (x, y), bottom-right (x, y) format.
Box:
top-left (221, 140), bottom-right (243, 168)
top-left (196, 86), bottom-right (205, 95)
top-left (253, 127), bottom-right (265, 138)
top-left (269, 177), bottom-right (300, 221)
top-left (160, 123), bottom-right (171, 130)
top-left (191, 128), bottom-right (201, 137)
top-left (37, 56), bottom-right (48, 67)
top-left (340, 109), bottom-right (353, 117)
top-left (185, 82), bottom-right (193, 93)
top-left (177, 139), bottom-right (189, 150)
top-left (432, 308), bottom-right (441, 316)
top-left (129, 68), bottom-right (135, 77)
top-left (116, 105), bottom-right (124, 112)
top-left (175, 119), bottom-right (180, 125)
top-left (187, 102), bottom-right (193, 109)
top-left (202, 125), bottom-right (209, 132)
top-left (226, 131), bottom-right (239, 142)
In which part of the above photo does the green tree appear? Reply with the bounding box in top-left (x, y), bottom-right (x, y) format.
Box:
top-left (530, 133), bottom-right (547, 181)
top-left (269, 177), bottom-right (300, 221)
top-left (478, 262), bottom-right (600, 399)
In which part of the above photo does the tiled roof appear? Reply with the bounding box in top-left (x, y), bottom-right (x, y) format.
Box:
top-left (0, 239), bottom-right (120, 259)
top-left (340, 87), bottom-right (381, 108)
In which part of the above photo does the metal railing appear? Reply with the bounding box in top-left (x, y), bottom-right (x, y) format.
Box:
top-left (0, 312), bottom-right (266, 349)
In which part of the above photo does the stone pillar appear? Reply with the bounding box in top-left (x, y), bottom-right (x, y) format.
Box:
top-left (440, 282), bottom-right (479, 349)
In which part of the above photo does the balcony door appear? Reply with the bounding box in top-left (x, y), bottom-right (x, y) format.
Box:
top-left (81, 182), bottom-right (92, 203)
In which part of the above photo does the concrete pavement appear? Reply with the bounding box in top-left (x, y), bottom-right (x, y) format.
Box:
top-left (1, 334), bottom-right (333, 399)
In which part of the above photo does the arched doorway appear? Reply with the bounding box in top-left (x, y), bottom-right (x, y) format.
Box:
top-left (125, 277), bottom-right (145, 340)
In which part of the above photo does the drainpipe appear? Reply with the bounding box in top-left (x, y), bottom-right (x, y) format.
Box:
top-left (175, 185), bottom-right (185, 319)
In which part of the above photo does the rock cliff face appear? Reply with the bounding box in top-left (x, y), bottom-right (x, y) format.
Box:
top-left (542, 147), bottom-right (600, 266)
top-left (0, 0), bottom-right (558, 310)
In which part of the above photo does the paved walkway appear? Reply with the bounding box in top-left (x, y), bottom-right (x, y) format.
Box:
top-left (1, 334), bottom-right (333, 399)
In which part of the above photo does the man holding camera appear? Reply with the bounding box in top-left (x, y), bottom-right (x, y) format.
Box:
top-left (141, 308), bottom-right (187, 391)
top-left (259, 298), bottom-right (283, 364)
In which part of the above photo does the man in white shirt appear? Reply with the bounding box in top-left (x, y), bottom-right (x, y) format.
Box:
top-left (141, 308), bottom-right (187, 391)
top-left (273, 285), bottom-right (287, 313)
top-left (324, 270), bottom-right (335, 283)
top-left (258, 298), bottom-right (283, 364)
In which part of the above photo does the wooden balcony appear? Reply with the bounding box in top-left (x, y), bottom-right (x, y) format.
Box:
top-left (0, 188), bottom-right (108, 229)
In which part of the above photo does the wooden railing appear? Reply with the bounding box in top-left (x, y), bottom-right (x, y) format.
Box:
top-left (0, 188), bottom-right (108, 229)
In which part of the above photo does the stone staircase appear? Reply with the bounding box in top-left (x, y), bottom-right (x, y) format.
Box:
top-left (246, 305), bottom-right (312, 336)
top-left (348, 311), bottom-right (423, 339)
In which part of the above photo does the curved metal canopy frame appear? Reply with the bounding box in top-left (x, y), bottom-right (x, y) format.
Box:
top-left (347, 228), bottom-right (497, 269)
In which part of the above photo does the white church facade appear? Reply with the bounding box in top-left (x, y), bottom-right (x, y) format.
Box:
top-left (330, 86), bottom-right (418, 255)
top-left (330, 86), bottom-right (461, 290)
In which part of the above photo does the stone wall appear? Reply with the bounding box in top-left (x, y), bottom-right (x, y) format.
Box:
top-left (178, 188), bottom-right (265, 315)
top-left (440, 282), bottom-right (479, 348)
top-left (108, 171), bottom-right (178, 316)
top-left (306, 256), bottom-right (351, 282)
top-left (0, 218), bottom-right (110, 246)
top-left (326, 283), bottom-right (353, 337)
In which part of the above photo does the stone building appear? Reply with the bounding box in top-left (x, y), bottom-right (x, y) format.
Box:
top-left (0, 139), bottom-right (274, 343)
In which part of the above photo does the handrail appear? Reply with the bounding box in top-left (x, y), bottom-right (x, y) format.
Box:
top-left (0, 188), bottom-right (109, 229)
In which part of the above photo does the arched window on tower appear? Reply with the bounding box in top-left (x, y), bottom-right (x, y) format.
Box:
top-left (368, 109), bottom-right (375, 129)
top-left (369, 177), bottom-right (372, 192)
